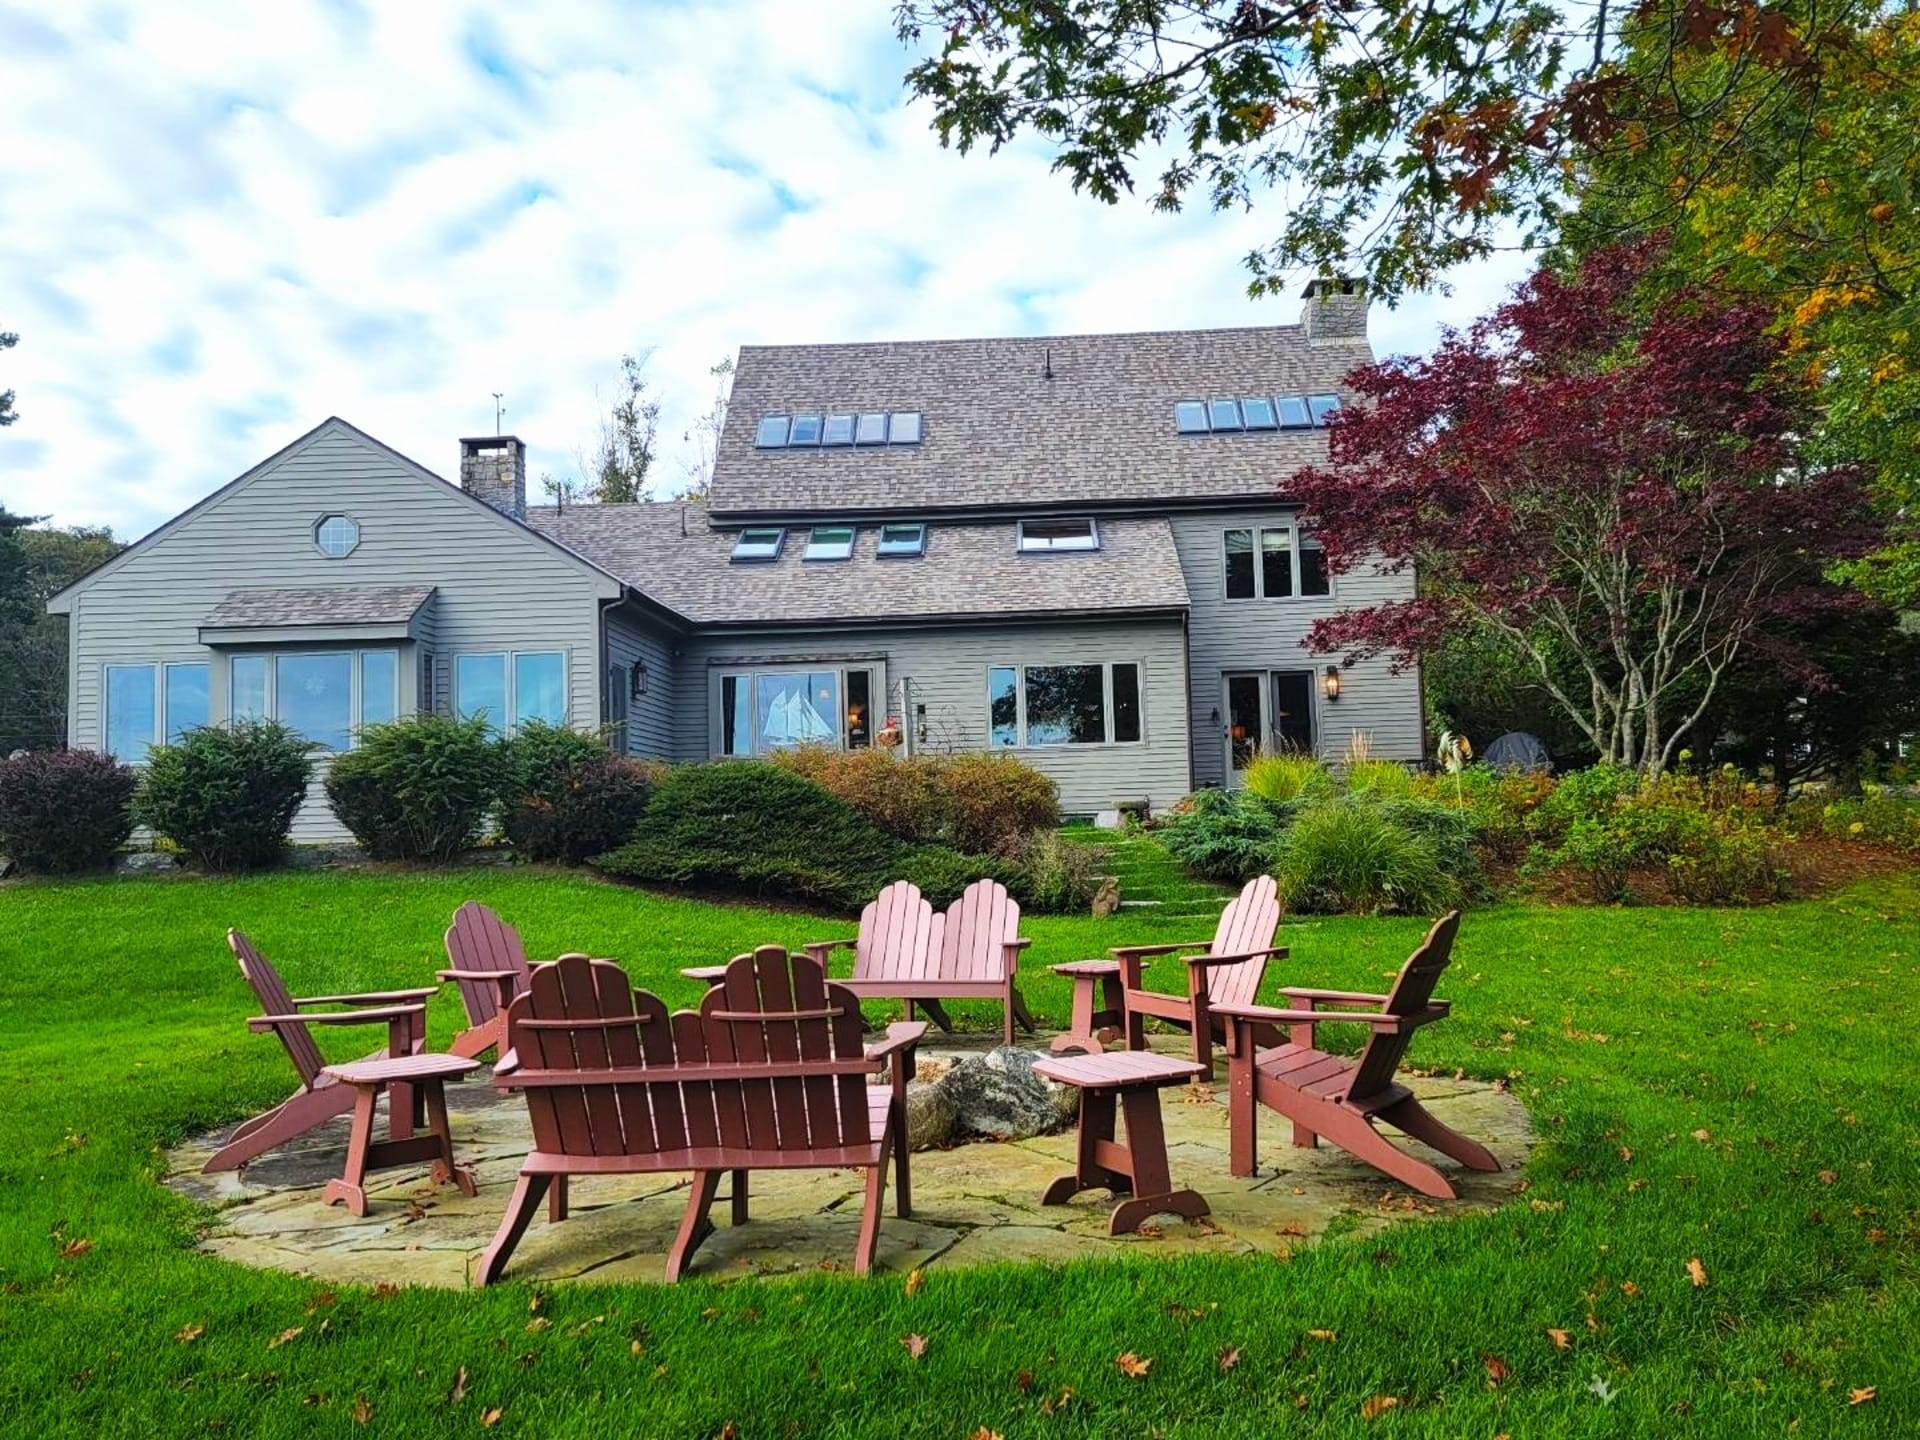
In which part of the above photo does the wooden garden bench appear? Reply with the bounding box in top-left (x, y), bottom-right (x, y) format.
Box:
top-left (800, 878), bottom-right (1036, 1045)
top-left (479, 947), bottom-right (925, 1284)
top-left (438, 901), bottom-right (534, 1061)
top-left (1109, 875), bottom-right (1288, 1077)
top-left (1215, 910), bottom-right (1501, 1199)
top-left (204, 930), bottom-right (435, 1173)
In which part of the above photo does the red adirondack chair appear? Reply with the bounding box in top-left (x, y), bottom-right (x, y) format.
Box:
top-left (479, 946), bottom-right (925, 1285)
top-left (1111, 875), bottom-right (1288, 1076)
top-left (1215, 910), bottom-right (1501, 1199)
top-left (438, 901), bottom-right (533, 1060)
top-left (803, 879), bottom-right (1035, 1045)
top-left (204, 930), bottom-right (435, 1173)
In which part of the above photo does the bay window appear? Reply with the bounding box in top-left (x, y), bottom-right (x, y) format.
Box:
top-left (226, 648), bottom-right (399, 751)
top-left (715, 665), bottom-right (880, 756)
top-left (987, 662), bottom-right (1144, 748)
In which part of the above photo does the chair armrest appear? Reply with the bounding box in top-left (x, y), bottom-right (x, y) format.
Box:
top-left (293, 987), bottom-right (439, 1007)
top-left (249, 1003), bottom-right (426, 1030)
top-left (436, 969), bottom-right (521, 984)
top-left (1109, 941), bottom-right (1213, 961)
top-left (1186, 946), bottom-right (1290, 969)
top-left (1279, 986), bottom-right (1391, 1007)
top-left (679, 965), bottom-right (731, 983)
top-left (493, 1048), bottom-right (521, 1078)
top-left (1213, 1002), bottom-right (1436, 1034)
top-left (865, 1021), bottom-right (929, 1062)
top-left (802, 938), bottom-right (857, 960)
top-left (1005, 937), bottom-right (1033, 951)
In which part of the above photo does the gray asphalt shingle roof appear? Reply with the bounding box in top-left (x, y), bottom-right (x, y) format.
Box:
top-left (204, 585), bottom-right (436, 628)
top-left (707, 322), bottom-right (1364, 518)
top-left (525, 503), bottom-right (1189, 626)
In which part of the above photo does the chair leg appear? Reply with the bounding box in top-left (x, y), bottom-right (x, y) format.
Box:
top-left (893, 1110), bottom-right (912, 1218)
top-left (203, 1085), bottom-right (354, 1172)
top-left (476, 1172), bottom-right (553, 1286)
top-left (730, 1168), bottom-right (750, 1225)
top-left (1010, 984), bottom-right (1037, 1034)
top-left (853, 1132), bottom-right (893, 1276)
top-left (548, 1174), bottom-right (569, 1222)
top-left (1378, 1096), bottom-right (1502, 1174)
top-left (917, 998), bottom-right (954, 1033)
top-left (1313, 1105), bottom-right (1458, 1200)
top-left (666, 1170), bottom-right (723, 1283)
top-left (448, 1017), bottom-right (501, 1062)
top-left (1227, 1061), bottom-right (1259, 1178)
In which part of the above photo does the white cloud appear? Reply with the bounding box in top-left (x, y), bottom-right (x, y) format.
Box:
top-left (0, 0), bottom-right (1533, 537)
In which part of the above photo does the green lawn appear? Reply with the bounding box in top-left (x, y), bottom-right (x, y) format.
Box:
top-left (1, 866), bottom-right (1915, 1437)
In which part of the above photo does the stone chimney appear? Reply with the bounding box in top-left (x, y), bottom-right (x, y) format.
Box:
top-left (460, 435), bottom-right (526, 519)
top-left (1302, 277), bottom-right (1368, 345)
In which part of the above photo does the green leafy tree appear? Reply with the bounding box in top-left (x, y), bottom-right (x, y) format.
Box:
top-left (584, 352), bottom-right (660, 504)
top-left (0, 523), bottom-right (124, 752)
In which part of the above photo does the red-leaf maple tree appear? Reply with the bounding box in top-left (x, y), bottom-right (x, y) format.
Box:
top-left (1289, 241), bottom-right (1879, 773)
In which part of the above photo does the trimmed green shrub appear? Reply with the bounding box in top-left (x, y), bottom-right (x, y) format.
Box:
top-left (1530, 762), bottom-right (1642, 840)
top-left (498, 722), bottom-right (659, 863)
top-left (772, 745), bottom-right (946, 843)
top-left (325, 714), bottom-right (504, 861)
top-left (136, 721), bottom-right (312, 871)
top-left (1243, 752), bottom-right (1333, 803)
top-left (937, 752), bottom-right (1060, 854)
top-left (1159, 788), bottom-right (1293, 883)
top-left (893, 845), bottom-right (1030, 910)
top-left (0, 749), bottom-right (137, 873)
top-left (1272, 801), bottom-right (1460, 915)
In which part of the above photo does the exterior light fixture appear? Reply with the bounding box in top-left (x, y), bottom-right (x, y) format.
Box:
top-left (630, 662), bottom-right (648, 699)
top-left (1323, 665), bottom-right (1342, 702)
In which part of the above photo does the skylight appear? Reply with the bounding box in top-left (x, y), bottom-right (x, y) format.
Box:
top-left (1174, 401), bottom-right (1210, 434)
top-left (855, 412), bottom-right (888, 445)
top-left (1307, 393), bottom-right (1342, 424)
top-left (1276, 396), bottom-right (1312, 428)
top-left (756, 410), bottom-right (922, 447)
top-left (804, 525), bottom-right (856, 561)
top-left (788, 414), bottom-right (823, 445)
top-left (755, 415), bottom-right (791, 447)
top-left (877, 523), bottom-right (926, 558)
top-left (731, 527), bottom-right (785, 562)
top-left (1208, 399), bottom-right (1242, 431)
top-left (887, 411), bottom-right (922, 444)
top-left (1240, 397), bottom-right (1277, 430)
top-left (1174, 394), bottom-right (1338, 434)
top-left (822, 413), bottom-right (856, 446)
top-left (1018, 518), bottom-right (1099, 553)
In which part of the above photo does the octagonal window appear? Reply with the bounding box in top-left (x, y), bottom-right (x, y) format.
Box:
top-left (315, 514), bottom-right (360, 558)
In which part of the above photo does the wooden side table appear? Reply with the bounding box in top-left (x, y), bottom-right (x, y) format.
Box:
top-left (1031, 1051), bottom-right (1211, 1236)
top-left (319, 1053), bottom-right (481, 1217)
top-left (1049, 960), bottom-right (1126, 1054)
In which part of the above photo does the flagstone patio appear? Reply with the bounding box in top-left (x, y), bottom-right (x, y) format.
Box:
top-left (164, 1041), bottom-right (1533, 1289)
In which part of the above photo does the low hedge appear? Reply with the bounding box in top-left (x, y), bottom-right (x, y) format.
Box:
top-left (498, 722), bottom-right (659, 863)
top-left (136, 721), bottom-right (312, 871)
top-left (324, 714), bottom-right (504, 861)
top-left (0, 749), bottom-right (137, 873)
top-left (769, 746), bottom-right (1060, 855)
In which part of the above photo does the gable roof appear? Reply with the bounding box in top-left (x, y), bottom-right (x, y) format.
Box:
top-left (526, 502), bottom-right (1190, 627)
top-left (707, 322), bottom-right (1368, 520)
top-left (45, 416), bottom-right (656, 616)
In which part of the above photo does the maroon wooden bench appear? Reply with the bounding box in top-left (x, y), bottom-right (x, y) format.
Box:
top-left (802, 879), bottom-right (1035, 1045)
top-left (204, 930), bottom-right (435, 1173)
top-left (1215, 910), bottom-right (1501, 1199)
top-left (479, 946), bottom-right (925, 1284)
top-left (1112, 875), bottom-right (1288, 1077)
top-left (438, 901), bottom-right (534, 1061)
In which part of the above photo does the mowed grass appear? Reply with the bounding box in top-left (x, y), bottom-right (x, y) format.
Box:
top-left (0, 865), bottom-right (1916, 1438)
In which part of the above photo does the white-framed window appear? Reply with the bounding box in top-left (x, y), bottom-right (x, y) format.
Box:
top-left (987, 662), bottom-right (1143, 748)
top-left (227, 647), bottom-right (399, 752)
top-left (314, 514), bottom-right (360, 558)
top-left (453, 650), bottom-right (567, 732)
top-left (103, 660), bottom-right (211, 761)
top-left (1017, 517), bottom-right (1099, 553)
top-left (715, 665), bottom-right (879, 756)
top-left (1223, 524), bottom-right (1331, 600)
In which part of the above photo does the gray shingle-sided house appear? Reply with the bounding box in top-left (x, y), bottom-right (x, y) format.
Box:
top-left (48, 281), bottom-right (1421, 840)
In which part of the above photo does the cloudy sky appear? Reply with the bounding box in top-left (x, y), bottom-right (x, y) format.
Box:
top-left (1, 0), bottom-right (1533, 541)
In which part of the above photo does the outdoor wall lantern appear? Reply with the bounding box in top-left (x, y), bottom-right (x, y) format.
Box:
top-left (630, 661), bottom-right (648, 699)
top-left (1323, 665), bottom-right (1342, 702)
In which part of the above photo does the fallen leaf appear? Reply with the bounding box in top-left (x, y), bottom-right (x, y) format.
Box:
top-left (717, 1424), bottom-right (738, 1440)
top-left (371, 1282), bottom-right (401, 1300)
top-left (1619, 1146), bottom-right (1634, 1162)
top-left (1482, 1352), bottom-right (1510, 1386)
top-left (1547, 1328), bottom-right (1572, 1351)
top-left (1866, 1228), bottom-right (1888, 1244)
top-left (1692, 1128), bottom-right (1712, 1142)
top-left (269, 1327), bottom-right (303, 1349)
top-left (1849, 1386), bottom-right (1876, 1405)
top-left (1817, 1170), bottom-right (1837, 1185)
top-left (1621, 1281), bottom-right (1641, 1298)
top-left (1116, 1352), bottom-right (1152, 1378)
top-left (1014, 1369), bottom-right (1034, 1393)
top-left (305, 1289), bottom-right (337, 1313)
top-left (1218, 1346), bottom-right (1242, 1372)
top-left (481, 1409), bottom-right (503, 1429)
top-left (1039, 1386), bottom-right (1075, 1415)
top-left (904, 1269), bottom-right (925, 1296)
top-left (1360, 1394), bottom-right (1400, 1420)
top-left (1307, 1329), bottom-right (1338, 1342)
top-left (351, 1396), bottom-right (372, 1426)
top-left (901, 1333), bottom-right (927, 1360)
top-left (175, 1323), bottom-right (204, 1345)
top-left (968, 1430), bottom-right (1004, 1440)
top-left (1687, 1257), bottom-right (1709, 1287)
top-left (57, 1238), bottom-right (93, 1259)
top-left (525, 1317), bottom-right (551, 1333)
top-left (1277, 1222), bottom-right (1308, 1237)
top-left (450, 1367), bottom-right (469, 1404)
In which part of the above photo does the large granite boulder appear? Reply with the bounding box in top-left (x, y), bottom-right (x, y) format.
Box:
top-left (934, 1047), bottom-right (1077, 1142)
top-left (902, 1081), bottom-right (956, 1151)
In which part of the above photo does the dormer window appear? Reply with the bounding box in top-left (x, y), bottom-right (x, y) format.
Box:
top-left (877, 523), bottom-right (926, 558)
top-left (731, 527), bottom-right (785, 562)
top-left (1018, 517), bottom-right (1099, 553)
top-left (314, 514), bottom-right (360, 558)
top-left (804, 525), bottom-right (856, 561)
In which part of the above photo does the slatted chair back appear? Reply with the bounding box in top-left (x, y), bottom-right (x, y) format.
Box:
top-left (502, 948), bottom-right (877, 1163)
top-left (444, 901), bottom-right (532, 1029)
top-left (936, 879), bottom-right (1020, 983)
top-left (1347, 910), bottom-right (1462, 1099)
top-left (228, 929), bottom-right (325, 1088)
top-left (1204, 875), bottom-right (1283, 1009)
top-left (850, 881), bottom-right (939, 984)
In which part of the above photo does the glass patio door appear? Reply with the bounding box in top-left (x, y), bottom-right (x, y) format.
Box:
top-left (1223, 672), bottom-right (1265, 781)
top-left (1270, 671), bottom-right (1315, 752)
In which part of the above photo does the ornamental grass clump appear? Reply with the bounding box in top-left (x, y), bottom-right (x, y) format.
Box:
top-left (1271, 800), bottom-right (1460, 915)
top-left (1242, 752), bottom-right (1333, 803)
